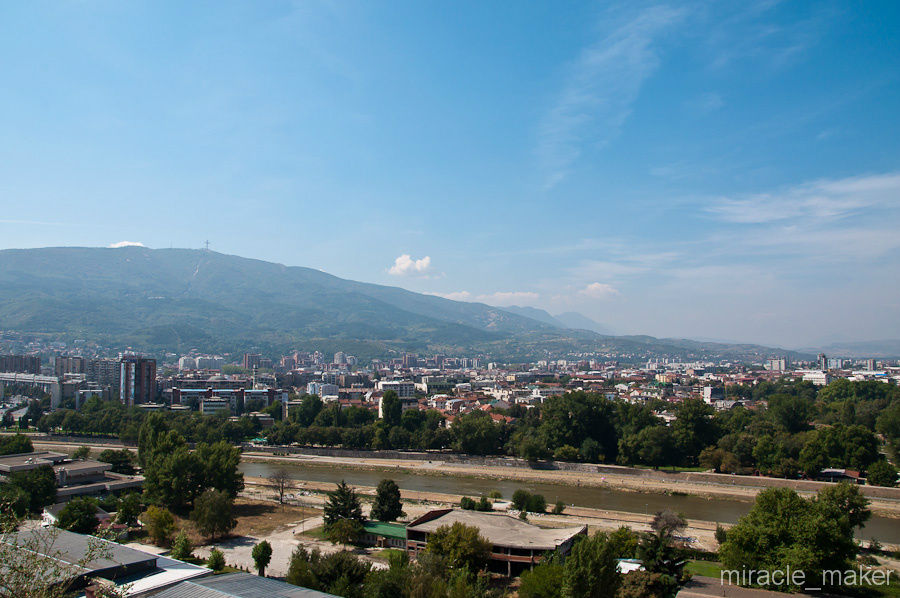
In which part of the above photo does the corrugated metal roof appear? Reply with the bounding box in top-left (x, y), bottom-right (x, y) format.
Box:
top-left (152, 572), bottom-right (339, 598)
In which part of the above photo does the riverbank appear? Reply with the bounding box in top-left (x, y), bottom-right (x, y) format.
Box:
top-left (27, 437), bottom-right (900, 517)
top-left (240, 450), bottom-right (900, 518)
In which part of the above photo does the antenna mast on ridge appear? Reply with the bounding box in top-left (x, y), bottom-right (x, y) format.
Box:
top-left (204, 240), bottom-right (210, 252)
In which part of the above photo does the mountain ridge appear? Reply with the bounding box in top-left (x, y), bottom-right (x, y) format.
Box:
top-left (0, 246), bottom-right (811, 361)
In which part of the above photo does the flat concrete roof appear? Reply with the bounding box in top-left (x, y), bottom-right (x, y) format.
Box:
top-left (407, 509), bottom-right (586, 551)
top-left (0, 451), bottom-right (67, 473)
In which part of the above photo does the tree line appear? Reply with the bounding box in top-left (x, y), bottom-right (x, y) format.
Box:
top-left (13, 379), bottom-right (900, 486)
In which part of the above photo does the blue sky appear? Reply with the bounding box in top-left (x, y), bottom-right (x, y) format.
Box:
top-left (1, 1), bottom-right (898, 348)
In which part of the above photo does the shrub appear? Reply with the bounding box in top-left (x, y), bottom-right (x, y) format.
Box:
top-left (207, 547), bottom-right (226, 571)
top-left (170, 530), bottom-right (193, 561)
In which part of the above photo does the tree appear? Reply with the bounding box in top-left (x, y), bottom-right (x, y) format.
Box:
top-left (73, 445), bottom-right (91, 460)
top-left (719, 486), bottom-right (867, 592)
top-left (553, 500), bottom-right (566, 515)
top-left (0, 433), bottom-right (32, 455)
top-left (512, 489), bottom-right (531, 511)
top-left (638, 510), bottom-right (687, 583)
top-left (475, 495), bottom-right (493, 512)
top-left (116, 493), bottom-right (142, 526)
top-left (380, 390), bottom-right (402, 428)
top-left (616, 571), bottom-right (679, 598)
top-left (7, 465), bottom-right (57, 513)
top-left (170, 530), bottom-right (194, 561)
top-left (634, 426), bottom-right (675, 468)
top-left (142, 505), bottom-right (175, 546)
top-left (519, 555), bottom-right (564, 598)
top-left (252, 540), bottom-right (273, 576)
top-left (867, 459), bottom-right (898, 487)
top-left (56, 497), bottom-right (100, 534)
top-left (371, 479), bottom-right (403, 521)
top-left (207, 547), bottom-right (226, 571)
top-left (816, 482), bottom-right (871, 529)
top-left (286, 546), bottom-right (371, 597)
top-left (191, 489), bottom-right (236, 540)
top-left (526, 493), bottom-right (547, 513)
top-left (580, 438), bottom-right (602, 463)
top-left (767, 394), bottom-right (813, 433)
top-left (426, 522), bottom-right (491, 572)
top-left (672, 399), bottom-right (719, 465)
top-left (97, 449), bottom-right (136, 474)
top-left (323, 480), bottom-right (363, 529)
top-left (196, 441), bottom-right (245, 497)
top-left (267, 468), bottom-right (295, 505)
top-left (143, 444), bottom-right (203, 511)
top-left (326, 518), bottom-right (364, 547)
top-left (607, 526), bottom-right (639, 559)
top-left (563, 532), bottom-right (621, 598)
top-left (714, 524), bottom-right (727, 546)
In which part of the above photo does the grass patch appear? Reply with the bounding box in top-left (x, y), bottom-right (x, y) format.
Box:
top-left (300, 525), bottom-right (329, 541)
top-left (685, 560), bottom-right (724, 578)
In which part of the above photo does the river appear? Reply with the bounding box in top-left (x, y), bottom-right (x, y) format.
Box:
top-left (240, 460), bottom-right (900, 543)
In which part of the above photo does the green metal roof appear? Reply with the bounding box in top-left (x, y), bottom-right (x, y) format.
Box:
top-left (363, 521), bottom-right (407, 540)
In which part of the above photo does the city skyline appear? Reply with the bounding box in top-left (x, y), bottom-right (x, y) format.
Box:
top-left (1, 2), bottom-right (899, 347)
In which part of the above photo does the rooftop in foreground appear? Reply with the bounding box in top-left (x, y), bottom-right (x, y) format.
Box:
top-left (406, 509), bottom-right (586, 551)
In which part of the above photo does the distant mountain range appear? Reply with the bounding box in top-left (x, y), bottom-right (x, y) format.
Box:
top-left (805, 339), bottom-right (900, 359)
top-left (0, 246), bottom-right (816, 361)
top-left (501, 306), bottom-right (613, 335)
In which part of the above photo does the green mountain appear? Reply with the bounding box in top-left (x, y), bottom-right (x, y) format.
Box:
top-left (0, 247), bottom-right (804, 361)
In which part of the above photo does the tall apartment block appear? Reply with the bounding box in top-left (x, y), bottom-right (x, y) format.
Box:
top-left (55, 355), bottom-right (85, 377)
top-left (243, 353), bottom-right (262, 370)
top-left (87, 358), bottom-right (119, 390)
top-left (0, 354), bottom-right (41, 374)
top-left (119, 355), bottom-right (157, 406)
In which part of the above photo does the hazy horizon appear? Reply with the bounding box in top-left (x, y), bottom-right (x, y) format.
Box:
top-left (1, 2), bottom-right (898, 348)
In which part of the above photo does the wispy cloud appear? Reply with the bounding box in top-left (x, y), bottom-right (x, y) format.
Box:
top-left (109, 241), bottom-right (145, 248)
top-left (537, 4), bottom-right (686, 188)
top-left (388, 254), bottom-right (434, 277)
top-left (707, 172), bottom-right (900, 224)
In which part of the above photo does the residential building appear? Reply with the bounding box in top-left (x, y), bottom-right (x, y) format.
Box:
top-left (54, 355), bottom-right (85, 377)
top-left (119, 355), bottom-right (157, 406)
top-left (307, 381), bottom-right (339, 397)
top-left (0, 354), bottom-right (41, 374)
top-left (86, 358), bottom-right (119, 390)
top-left (243, 353), bottom-right (262, 370)
top-left (378, 380), bottom-right (415, 398)
top-left (200, 398), bottom-right (231, 416)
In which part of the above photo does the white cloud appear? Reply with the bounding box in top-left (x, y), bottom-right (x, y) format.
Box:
top-left (109, 241), bottom-right (145, 248)
top-left (478, 291), bottom-right (541, 307)
top-left (537, 5), bottom-right (685, 187)
top-left (388, 254), bottom-right (433, 277)
top-left (707, 173), bottom-right (900, 224)
top-left (578, 282), bottom-right (620, 299)
top-left (430, 291), bottom-right (473, 301)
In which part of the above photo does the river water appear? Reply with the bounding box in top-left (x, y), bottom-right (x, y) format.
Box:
top-left (240, 460), bottom-right (900, 543)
